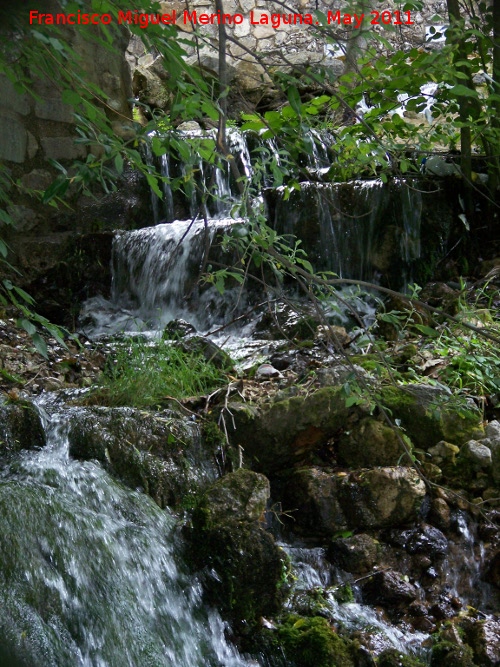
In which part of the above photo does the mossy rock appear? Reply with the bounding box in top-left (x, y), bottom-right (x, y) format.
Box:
top-left (190, 470), bottom-right (289, 625)
top-left (273, 615), bottom-right (355, 667)
top-left (68, 407), bottom-right (221, 508)
top-left (227, 386), bottom-right (360, 475)
top-left (430, 641), bottom-right (476, 667)
top-left (0, 400), bottom-right (45, 454)
top-left (193, 468), bottom-right (270, 529)
top-left (380, 384), bottom-right (483, 450)
top-left (338, 466), bottom-right (426, 529)
top-left (337, 417), bottom-right (412, 468)
top-left (378, 648), bottom-right (427, 667)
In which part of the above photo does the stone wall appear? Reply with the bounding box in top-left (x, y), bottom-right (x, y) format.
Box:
top-left (0, 0), bottom-right (141, 320)
top-left (127, 0), bottom-right (451, 107)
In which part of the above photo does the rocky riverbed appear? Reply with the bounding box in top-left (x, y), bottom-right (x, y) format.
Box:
top-left (1, 309), bottom-right (500, 665)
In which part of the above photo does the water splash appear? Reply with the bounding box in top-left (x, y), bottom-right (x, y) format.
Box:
top-left (0, 394), bottom-right (252, 667)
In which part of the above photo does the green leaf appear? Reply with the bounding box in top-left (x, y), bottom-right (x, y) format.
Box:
top-left (31, 332), bottom-right (48, 359)
top-left (18, 318), bottom-right (36, 336)
top-left (146, 173), bottom-right (162, 199)
top-left (412, 324), bottom-right (439, 337)
top-left (61, 90), bottom-right (82, 107)
top-left (449, 84), bottom-right (479, 99)
top-left (287, 86), bottom-right (302, 116)
top-left (114, 153), bottom-right (124, 176)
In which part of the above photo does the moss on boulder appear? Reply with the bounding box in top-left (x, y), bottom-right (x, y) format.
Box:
top-left (227, 386), bottom-right (359, 474)
top-left (68, 407), bottom-right (221, 508)
top-left (337, 417), bottom-right (411, 468)
top-left (380, 384), bottom-right (483, 450)
top-left (273, 615), bottom-right (355, 667)
top-left (190, 469), bottom-right (289, 626)
top-left (0, 400), bottom-right (45, 454)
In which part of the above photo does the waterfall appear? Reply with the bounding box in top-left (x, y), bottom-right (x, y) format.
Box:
top-left (0, 394), bottom-right (251, 667)
top-left (79, 128), bottom-right (446, 337)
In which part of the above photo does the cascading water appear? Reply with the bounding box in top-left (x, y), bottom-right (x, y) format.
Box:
top-left (0, 394), bottom-right (252, 667)
top-left (81, 128), bottom-right (431, 337)
top-left (282, 546), bottom-right (429, 660)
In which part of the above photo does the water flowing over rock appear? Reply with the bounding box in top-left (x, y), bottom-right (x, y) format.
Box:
top-left (67, 406), bottom-right (218, 508)
top-left (0, 399), bottom-right (252, 667)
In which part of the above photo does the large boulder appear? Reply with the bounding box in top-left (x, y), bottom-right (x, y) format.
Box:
top-left (462, 618), bottom-right (500, 667)
top-left (190, 469), bottom-right (289, 625)
top-left (337, 417), bottom-right (410, 468)
top-left (281, 465), bottom-right (426, 537)
top-left (380, 384), bottom-right (484, 450)
top-left (360, 570), bottom-right (418, 607)
top-left (280, 467), bottom-right (348, 538)
top-left (327, 533), bottom-right (379, 574)
top-left (338, 466), bottom-right (427, 529)
top-left (227, 386), bottom-right (359, 474)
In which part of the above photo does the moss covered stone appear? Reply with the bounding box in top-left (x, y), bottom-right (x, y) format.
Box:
top-left (190, 469), bottom-right (289, 626)
top-left (273, 615), bottom-right (355, 667)
top-left (68, 406), bottom-right (221, 508)
top-left (338, 466), bottom-right (426, 529)
top-left (430, 641), bottom-right (476, 667)
top-left (337, 417), bottom-right (411, 468)
top-left (380, 384), bottom-right (484, 450)
top-left (0, 400), bottom-right (45, 454)
top-left (228, 386), bottom-right (359, 475)
top-left (378, 648), bottom-right (427, 666)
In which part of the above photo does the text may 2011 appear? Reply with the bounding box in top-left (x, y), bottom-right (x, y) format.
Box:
top-left (28, 9), bottom-right (414, 29)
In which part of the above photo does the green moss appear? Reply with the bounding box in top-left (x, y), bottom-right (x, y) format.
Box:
top-left (430, 641), bottom-right (476, 666)
top-left (275, 615), bottom-right (355, 667)
top-left (378, 648), bottom-right (427, 667)
top-left (331, 583), bottom-right (355, 604)
top-left (379, 385), bottom-right (483, 449)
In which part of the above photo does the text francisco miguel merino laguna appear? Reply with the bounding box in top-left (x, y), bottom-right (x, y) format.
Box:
top-left (29, 8), bottom-right (414, 29)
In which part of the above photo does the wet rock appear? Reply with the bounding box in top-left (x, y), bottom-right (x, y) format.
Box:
top-left (380, 385), bottom-right (484, 450)
top-left (462, 618), bottom-right (500, 667)
top-left (180, 336), bottom-right (234, 370)
top-left (338, 467), bottom-right (426, 529)
top-left (162, 319), bottom-right (196, 338)
top-left (405, 524), bottom-right (448, 557)
top-left (0, 400), bottom-right (46, 453)
top-left (460, 440), bottom-right (492, 470)
top-left (429, 497), bottom-right (452, 531)
top-left (327, 533), bottom-right (378, 574)
top-left (227, 386), bottom-right (356, 474)
top-left (190, 469), bottom-right (289, 625)
top-left (337, 417), bottom-right (410, 468)
top-left (360, 570), bottom-right (418, 607)
top-left (430, 601), bottom-right (457, 620)
top-left (280, 467), bottom-right (348, 538)
top-left (68, 407), bottom-right (219, 508)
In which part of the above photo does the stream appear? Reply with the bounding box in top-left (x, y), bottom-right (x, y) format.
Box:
top-left (1, 128), bottom-right (498, 665)
top-left (0, 393), bottom-right (253, 667)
